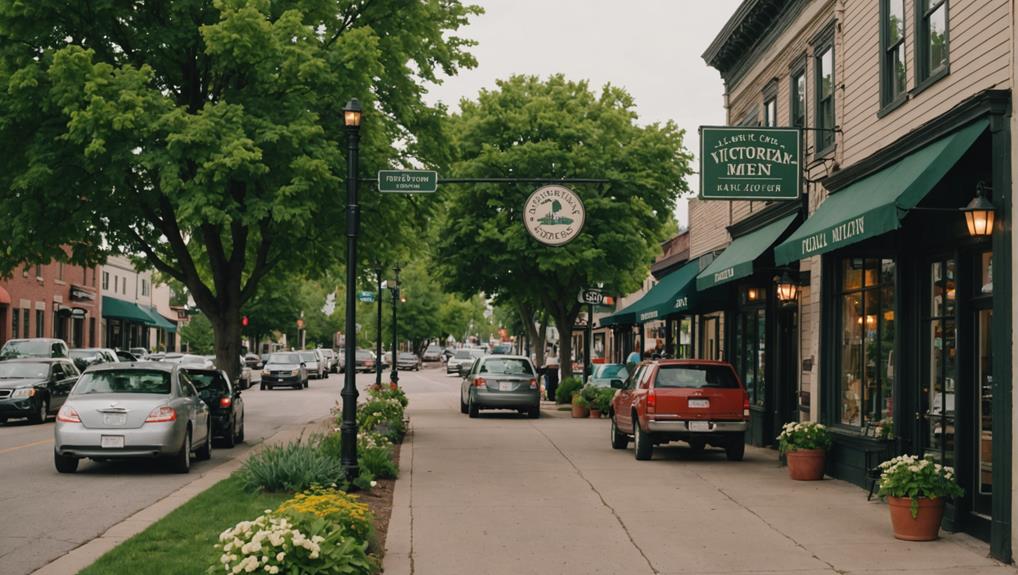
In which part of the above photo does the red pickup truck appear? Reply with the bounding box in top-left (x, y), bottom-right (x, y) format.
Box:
top-left (608, 359), bottom-right (749, 461)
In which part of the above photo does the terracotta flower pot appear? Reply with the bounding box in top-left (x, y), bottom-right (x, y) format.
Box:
top-left (785, 448), bottom-right (826, 480)
top-left (886, 496), bottom-right (945, 541)
top-left (589, 408), bottom-right (602, 418)
top-left (571, 404), bottom-right (589, 418)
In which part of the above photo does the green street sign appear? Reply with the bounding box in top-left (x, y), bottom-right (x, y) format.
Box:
top-left (377, 170), bottom-right (438, 193)
top-left (699, 126), bottom-right (801, 201)
top-left (357, 291), bottom-right (375, 303)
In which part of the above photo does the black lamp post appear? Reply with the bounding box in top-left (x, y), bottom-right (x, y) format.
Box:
top-left (389, 264), bottom-right (401, 385)
top-left (374, 263), bottom-right (384, 387)
top-left (340, 98), bottom-right (362, 482)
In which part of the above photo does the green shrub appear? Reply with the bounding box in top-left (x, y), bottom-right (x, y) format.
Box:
top-left (593, 387), bottom-right (615, 413)
top-left (555, 376), bottom-right (583, 404)
top-left (239, 436), bottom-right (345, 493)
top-left (357, 398), bottom-right (406, 443)
top-left (359, 446), bottom-right (398, 480)
top-left (367, 384), bottom-right (409, 408)
top-left (579, 383), bottom-right (600, 405)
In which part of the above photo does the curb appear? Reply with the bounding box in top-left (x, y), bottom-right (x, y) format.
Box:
top-left (382, 427), bottom-right (414, 575)
top-left (31, 418), bottom-right (331, 575)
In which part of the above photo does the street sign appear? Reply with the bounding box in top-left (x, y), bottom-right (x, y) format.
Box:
top-left (357, 291), bottom-right (376, 303)
top-left (523, 185), bottom-right (586, 246)
top-left (577, 288), bottom-right (604, 305)
top-left (699, 126), bottom-right (801, 201)
top-left (377, 170), bottom-right (438, 193)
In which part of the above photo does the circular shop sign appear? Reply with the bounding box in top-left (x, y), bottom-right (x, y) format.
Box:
top-left (523, 185), bottom-right (586, 246)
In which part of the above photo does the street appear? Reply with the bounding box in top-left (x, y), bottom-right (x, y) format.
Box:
top-left (386, 368), bottom-right (1013, 575)
top-left (0, 370), bottom-right (381, 575)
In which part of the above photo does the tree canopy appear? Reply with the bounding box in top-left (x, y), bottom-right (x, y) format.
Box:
top-left (438, 75), bottom-right (692, 378)
top-left (0, 0), bottom-right (480, 378)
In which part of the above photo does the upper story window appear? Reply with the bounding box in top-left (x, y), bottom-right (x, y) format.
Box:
top-left (35, 265), bottom-right (42, 280)
top-left (102, 271), bottom-right (109, 290)
top-left (881, 0), bottom-right (907, 106)
top-left (917, 0), bottom-right (949, 83)
top-left (763, 98), bottom-right (777, 127)
top-left (813, 30), bottom-right (836, 155)
top-left (790, 65), bottom-right (806, 128)
top-left (141, 279), bottom-right (149, 297)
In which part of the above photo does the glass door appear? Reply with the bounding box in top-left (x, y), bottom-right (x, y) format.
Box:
top-left (972, 249), bottom-right (993, 516)
top-left (923, 259), bottom-right (957, 466)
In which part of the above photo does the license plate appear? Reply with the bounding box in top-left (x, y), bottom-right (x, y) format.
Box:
top-left (498, 382), bottom-right (513, 392)
top-left (101, 435), bottom-right (125, 449)
top-left (103, 413), bottom-right (127, 425)
top-left (688, 398), bottom-right (709, 408)
top-left (688, 421), bottom-right (710, 432)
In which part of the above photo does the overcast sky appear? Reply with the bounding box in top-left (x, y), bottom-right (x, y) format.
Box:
top-left (424, 0), bottom-right (744, 227)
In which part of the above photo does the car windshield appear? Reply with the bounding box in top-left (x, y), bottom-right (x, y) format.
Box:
top-left (300, 352), bottom-right (317, 362)
top-left (479, 358), bottom-right (533, 376)
top-left (399, 353), bottom-right (416, 359)
top-left (453, 350), bottom-right (473, 359)
top-left (425, 346), bottom-right (440, 353)
top-left (72, 370), bottom-right (172, 395)
top-left (267, 353), bottom-right (301, 364)
top-left (0, 362), bottom-right (50, 379)
top-left (594, 364), bottom-right (627, 379)
top-left (654, 365), bottom-right (739, 389)
top-left (0, 340), bottom-right (57, 359)
top-left (188, 372), bottom-right (229, 394)
top-left (355, 351), bottom-right (372, 360)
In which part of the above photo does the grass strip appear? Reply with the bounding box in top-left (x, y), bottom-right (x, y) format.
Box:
top-left (80, 475), bottom-right (290, 575)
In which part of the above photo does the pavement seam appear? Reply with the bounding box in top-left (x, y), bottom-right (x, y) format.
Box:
top-left (691, 469), bottom-right (844, 575)
top-left (408, 425), bottom-right (416, 575)
top-left (532, 423), bottom-right (660, 575)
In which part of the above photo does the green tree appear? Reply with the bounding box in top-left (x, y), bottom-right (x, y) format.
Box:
top-left (0, 0), bottom-right (480, 379)
top-left (180, 313), bottom-right (214, 355)
top-left (439, 75), bottom-right (692, 380)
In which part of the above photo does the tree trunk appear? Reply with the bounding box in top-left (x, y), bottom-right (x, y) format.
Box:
top-left (210, 311), bottom-right (243, 384)
top-left (553, 306), bottom-right (580, 384)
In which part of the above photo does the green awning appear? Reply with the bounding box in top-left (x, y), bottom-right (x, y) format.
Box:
top-left (143, 306), bottom-right (177, 333)
top-left (599, 305), bottom-right (637, 327)
top-left (599, 260), bottom-right (702, 327)
top-left (774, 119), bottom-right (988, 265)
top-left (697, 213), bottom-right (798, 290)
top-left (102, 296), bottom-right (157, 325)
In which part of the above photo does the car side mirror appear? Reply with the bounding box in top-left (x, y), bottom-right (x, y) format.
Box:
top-left (458, 364), bottom-right (470, 376)
top-left (610, 379), bottom-right (624, 389)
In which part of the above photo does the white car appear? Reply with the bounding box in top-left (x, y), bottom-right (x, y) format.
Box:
top-left (447, 349), bottom-right (485, 375)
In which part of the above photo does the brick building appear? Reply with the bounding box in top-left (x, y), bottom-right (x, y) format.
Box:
top-left (0, 259), bottom-right (102, 348)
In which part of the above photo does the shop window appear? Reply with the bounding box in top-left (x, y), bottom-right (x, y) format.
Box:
top-left (979, 251), bottom-right (992, 295)
top-left (916, 0), bottom-right (948, 84)
top-left (838, 258), bottom-right (895, 430)
top-left (925, 258), bottom-right (956, 465)
top-left (881, 0), bottom-right (907, 106)
top-left (35, 310), bottom-right (43, 338)
top-left (813, 31), bottom-right (836, 154)
top-left (736, 307), bottom-right (767, 406)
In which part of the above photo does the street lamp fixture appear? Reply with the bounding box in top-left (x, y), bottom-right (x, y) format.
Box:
top-left (340, 98), bottom-right (363, 484)
top-left (775, 270), bottom-right (799, 304)
top-left (374, 262), bottom-right (384, 387)
top-left (962, 182), bottom-right (995, 238)
top-left (390, 264), bottom-right (401, 385)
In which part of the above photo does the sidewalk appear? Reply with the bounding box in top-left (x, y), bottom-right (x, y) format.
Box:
top-left (32, 418), bottom-right (332, 575)
top-left (384, 394), bottom-right (1015, 575)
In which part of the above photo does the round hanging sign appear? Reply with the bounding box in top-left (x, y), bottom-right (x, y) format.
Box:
top-left (523, 185), bottom-right (586, 246)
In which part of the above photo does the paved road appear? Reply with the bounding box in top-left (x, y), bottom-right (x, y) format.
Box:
top-left (0, 368), bottom-right (384, 575)
top-left (388, 368), bottom-right (1013, 575)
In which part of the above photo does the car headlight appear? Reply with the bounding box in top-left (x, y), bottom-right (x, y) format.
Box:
top-left (291, 369), bottom-right (300, 376)
top-left (11, 387), bottom-right (36, 398)
top-left (261, 369), bottom-right (271, 376)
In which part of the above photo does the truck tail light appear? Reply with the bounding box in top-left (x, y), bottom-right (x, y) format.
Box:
top-left (145, 406), bottom-right (177, 423)
top-left (528, 378), bottom-right (538, 389)
top-left (57, 405), bottom-right (80, 423)
top-left (219, 397), bottom-right (232, 408)
top-left (647, 390), bottom-right (656, 414)
top-left (743, 393), bottom-right (750, 418)
top-left (473, 377), bottom-right (487, 388)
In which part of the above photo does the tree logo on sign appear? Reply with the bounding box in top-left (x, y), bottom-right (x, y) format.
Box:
top-left (524, 185), bottom-right (585, 246)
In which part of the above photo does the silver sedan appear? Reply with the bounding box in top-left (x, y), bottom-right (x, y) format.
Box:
top-left (460, 355), bottom-right (541, 419)
top-left (53, 362), bottom-right (212, 474)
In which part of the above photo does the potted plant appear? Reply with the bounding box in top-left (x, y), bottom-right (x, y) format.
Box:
top-left (580, 384), bottom-right (601, 418)
top-left (777, 421), bottom-right (832, 481)
top-left (877, 455), bottom-right (963, 541)
top-left (571, 394), bottom-right (589, 418)
top-left (592, 387), bottom-right (614, 419)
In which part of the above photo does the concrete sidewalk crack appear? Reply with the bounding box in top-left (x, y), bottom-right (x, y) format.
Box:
top-left (408, 427), bottom-right (416, 575)
top-left (533, 424), bottom-right (660, 575)
top-left (691, 470), bottom-right (844, 575)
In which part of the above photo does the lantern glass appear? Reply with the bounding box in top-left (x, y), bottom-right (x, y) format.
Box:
top-left (964, 208), bottom-right (994, 237)
top-left (776, 281), bottom-right (798, 303)
top-left (344, 109), bottom-right (362, 127)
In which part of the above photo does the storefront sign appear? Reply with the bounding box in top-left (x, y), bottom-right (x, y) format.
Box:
top-left (796, 215), bottom-right (867, 259)
top-left (673, 295), bottom-right (689, 311)
top-left (577, 288), bottom-right (604, 305)
top-left (70, 285), bottom-right (96, 302)
top-left (700, 127), bottom-right (801, 201)
top-left (638, 310), bottom-right (659, 322)
top-left (523, 185), bottom-right (586, 246)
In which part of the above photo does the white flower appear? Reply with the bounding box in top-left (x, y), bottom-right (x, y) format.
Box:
top-left (370, 480), bottom-right (378, 488)
top-left (276, 552), bottom-right (285, 562)
top-left (309, 551), bottom-right (320, 560)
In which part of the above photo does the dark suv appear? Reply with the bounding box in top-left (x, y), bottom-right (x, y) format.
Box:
top-left (184, 368), bottom-right (245, 447)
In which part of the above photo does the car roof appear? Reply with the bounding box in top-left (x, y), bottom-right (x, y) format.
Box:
top-left (2, 357), bottom-right (65, 364)
top-left (88, 361), bottom-right (177, 373)
top-left (4, 338), bottom-right (64, 343)
top-left (480, 354), bottom-right (530, 362)
top-left (648, 359), bottom-right (734, 367)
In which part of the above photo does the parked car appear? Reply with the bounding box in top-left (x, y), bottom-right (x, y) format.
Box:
top-left (243, 353), bottom-right (262, 370)
top-left (0, 358), bottom-right (79, 424)
top-left (318, 349), bottom-right (338, 373)
top-left (114, 349), bottom-right (139, 362)
top-left (422, 345), bottom-right (444, 362)
top-left (397, 352), bottom-right (421, 371)
top-left (491, 343), bottom-right (513, 355)
top-left (609, 360), bottom-right (748, 461)
top-left (300, 350), bottom-right (325, 380)
top-left (129, 347), bottom-right (149, 358)
top-left (354, 350), bottom-right (376, 373)
top-left (588, 363), bottom-right (629, 387)
top-left (143, 352), bottom-right (166, 362)
top-left (460, 355), bottom-right (540, 419)
top-left (68, 348), bottom-right (120, 372)
top-left (442, 347), bottom-right (455, 362)
top-left (0, 338), bottom-right (69, 360)
top-left (161, 353), bottom-right (215, 369)
top-left (336, 348), bottom-right (346, 373)
top-left (260, 352), bottom-right (308, 390)
top-left (447, 349), bottom-right (484, 375)
top-left (184, 368), bottom-right (245, 448)
top-left (53, 362), bottom-right (213, 473)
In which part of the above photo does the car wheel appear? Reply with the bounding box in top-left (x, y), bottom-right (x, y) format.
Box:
top-left (0, 416), bottom-right (6, 425)
top-left (260, 382), bottom-right (266, 391)
top-left (460, 394), bottom-right (468, 414)
top-left (468, 396), bottom-right (479, 419)
top-left (171, 429), bottom-right (192, 474)
top-left (195, 422), bottom-right (213, 461)
top-left (725, 435), bottom-right (745, 462)
top-left (222, 417), bottom-right (237, 448)
top-left (610, 415), bottom-right (628, 450)
top-left (29, 398), bottom-right (49, 424)
top-left (528, 406), bottom-right (540, 419)
top-left (634, 418), bottom-right (653, 461)
top-left (54, 451), bottom-right (79, 474)
top-left (268, 385), bottom-right (274, 391)
top-left (237, 419), bottom-right (245, 443)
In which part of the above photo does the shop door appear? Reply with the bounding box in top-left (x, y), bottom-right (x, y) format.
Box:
top-left (920, 258), bottom-right (957, 468)
top-left (973, 306), bottom-right (992, 516)
top-left (775, 307), bottom-right (799, 427)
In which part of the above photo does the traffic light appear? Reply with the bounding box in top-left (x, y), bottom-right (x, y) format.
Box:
top-left (242, 315), bottom-right (249, 327)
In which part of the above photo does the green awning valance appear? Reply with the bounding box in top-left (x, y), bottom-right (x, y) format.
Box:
top-left (774, 119), bottom-right (988, 265)
top-left (697, 213), bottom-right (797, 290)
top-left (600, 260), bottom-right (702, 327)
top-left (599, 305), bottom-right (637, 327)
top-left (144, 306), bottom-right (177, 333)
top-left (102, 296), bottom-right (157, 325)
